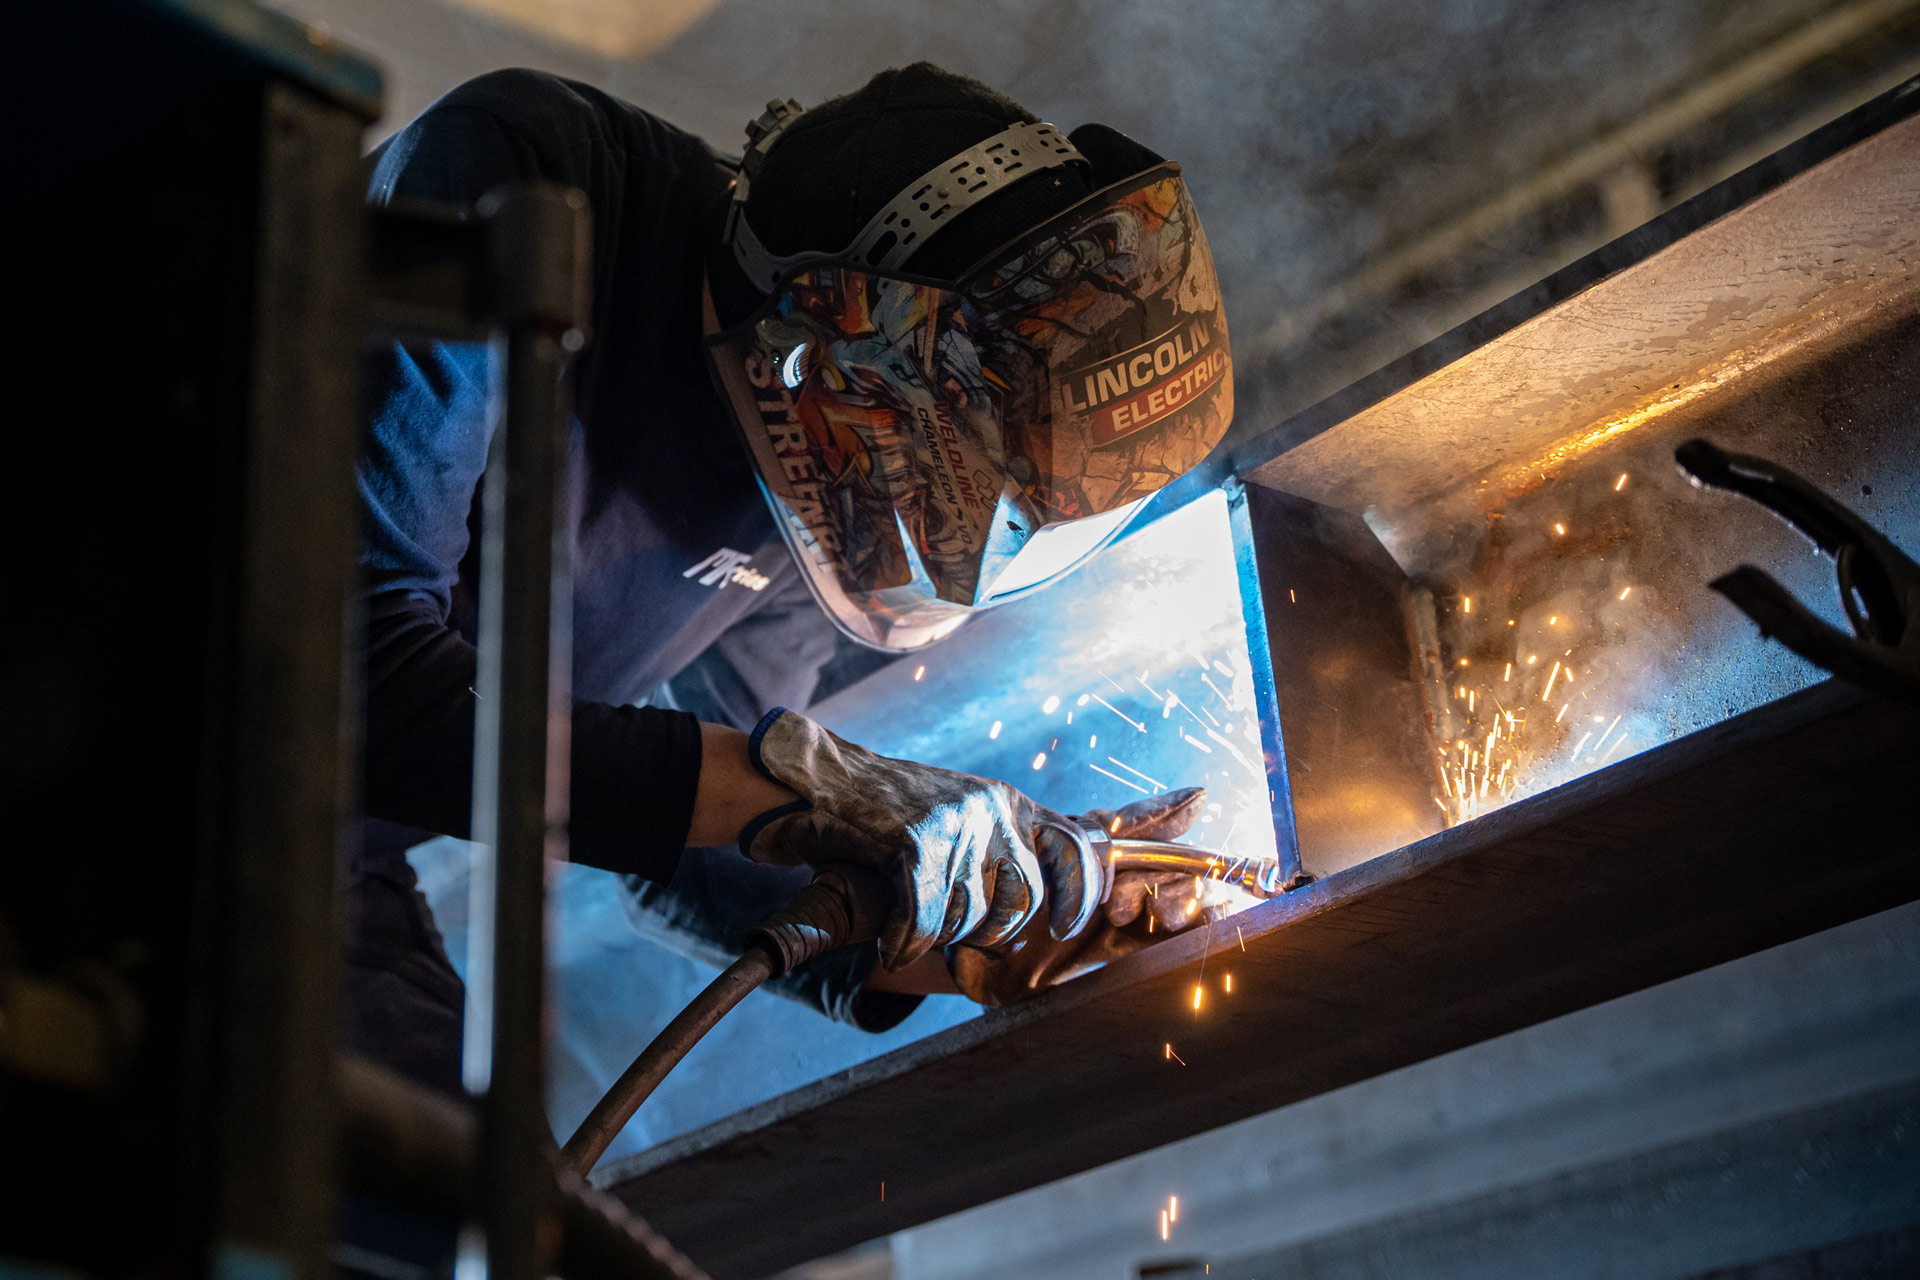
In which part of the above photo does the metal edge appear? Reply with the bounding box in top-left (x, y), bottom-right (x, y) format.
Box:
top-left (154, 0), bottom-right (384, 120)
top-left (1222, 479), bottom-right (1307, 889)
top-left (1221, 70), bottom-right (1920, 481)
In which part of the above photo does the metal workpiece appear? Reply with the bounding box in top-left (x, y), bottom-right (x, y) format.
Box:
top-left (604, 680), bottom-right (1920, 1279)
top-left (1236, 483), bottom-right (1447, 878)
top-left (338, 1056), bottom-right (709, 1280)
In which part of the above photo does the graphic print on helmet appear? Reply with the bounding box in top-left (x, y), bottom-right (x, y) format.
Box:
top-left (707, 166), bottom-right (1233, 651)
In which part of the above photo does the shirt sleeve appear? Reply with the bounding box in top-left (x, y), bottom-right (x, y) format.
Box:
top-left (358, 76), bottom-right (701, 882)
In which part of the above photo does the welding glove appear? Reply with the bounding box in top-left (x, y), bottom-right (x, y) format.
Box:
top-left (738, 709), bottom-right (1103, 971)
top-left (947, 786), bottom-right (1256, 1006)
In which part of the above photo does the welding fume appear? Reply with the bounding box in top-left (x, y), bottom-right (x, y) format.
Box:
top-left (350, 57), bottom-right (1259, 1209)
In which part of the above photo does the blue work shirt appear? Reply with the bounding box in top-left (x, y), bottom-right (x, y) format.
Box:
top-left (343, 72), bottom-right (919, 1097)
top-left (358, 68), bottom-right (835, 880)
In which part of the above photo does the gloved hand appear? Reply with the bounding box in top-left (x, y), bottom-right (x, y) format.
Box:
top-left (738, 709), bottom-right (1102, 971)
top-left (946, 786), bottom-right (1257, 1006)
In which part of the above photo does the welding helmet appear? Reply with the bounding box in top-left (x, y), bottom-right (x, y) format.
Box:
top-left (706, 98), bottom-right (1235, 651)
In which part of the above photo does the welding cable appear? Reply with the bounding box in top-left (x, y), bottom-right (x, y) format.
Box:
top-left (559, 864), bottom-right (891, 1176)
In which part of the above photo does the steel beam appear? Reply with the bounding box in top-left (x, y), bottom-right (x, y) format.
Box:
top-left (600, 680), bottom-right (1920, 1279)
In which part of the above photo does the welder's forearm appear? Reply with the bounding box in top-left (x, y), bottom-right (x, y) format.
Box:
top-left (687, 722), bottom-right (801, 848)
top-left (863, 950), bottom-right (962, 996)
top-left (364, 599), bottom-right (704, 881)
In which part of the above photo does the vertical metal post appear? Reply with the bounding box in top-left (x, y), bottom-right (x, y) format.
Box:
top-left (461, 184), bottom-right (590, 1280)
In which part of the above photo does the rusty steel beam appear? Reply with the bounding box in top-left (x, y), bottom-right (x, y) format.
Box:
top-left (599, 680), bottom-right (1920, 1279)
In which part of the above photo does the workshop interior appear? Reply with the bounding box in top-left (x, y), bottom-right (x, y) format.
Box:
top-left (5, 2), bottom-right (1920, 1279)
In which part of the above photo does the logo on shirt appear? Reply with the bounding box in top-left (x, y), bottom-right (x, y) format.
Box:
top-left (683, 547), bottom-right (770, 591)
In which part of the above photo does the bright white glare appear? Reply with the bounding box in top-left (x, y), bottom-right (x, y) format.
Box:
top-left (985, 498), bottom-right (1145, 598)
top-left (780, 343), bottom-right (808, 389)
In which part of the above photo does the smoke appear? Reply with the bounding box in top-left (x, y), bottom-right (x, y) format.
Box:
top-left (606, 0), bottom-right (1855, 430)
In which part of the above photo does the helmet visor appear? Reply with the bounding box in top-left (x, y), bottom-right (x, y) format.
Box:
top-left (706, 165), bottom-right (1232, 651)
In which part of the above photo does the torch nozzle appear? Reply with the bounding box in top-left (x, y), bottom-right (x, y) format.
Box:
top-left (1104, 837), bottom-right (1283, 897)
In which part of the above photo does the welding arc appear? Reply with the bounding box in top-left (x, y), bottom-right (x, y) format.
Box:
top-left (561, 865), bottom-right (892, 1175)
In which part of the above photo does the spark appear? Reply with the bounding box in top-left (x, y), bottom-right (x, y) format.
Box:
top-left (1459, 657), bottom-right (1470, 667)
top-left (1527, 654), bottom-right (1538, 665)
top-left (1549, 615), bottom-right (1558, 625)
top-left (1504, 662), bottom-right (1512, 681)
top-left (1160, 1211), bottom-right (1169, 1241)
top-left (1051, 738), bottom-right (1059, 750)
top-left (1554, 522), bottom-right (1567, 536)
top-left (1192, 984), bottom-right (1204, 1010)
top-left (989, 720), bottom-right (1002, 740)
top-left (1591, 714), bottom-right (1623, 756)
top-left (1163, 694), bottom-right (1177, 719)
top-left (1183, 733), bottom-right (1213, 753)
top-left (1615, 473), bottom-right (1629, 491)
top-left (1212, 660), bottom-right (1233, 677)
top-left (1619, 586), bottom-right (1633, 601)
top-left (1170, 1196), bottom-right (1179, 1224)
top-left (1202, 725), bottom-right (1255, 770)
top-left (1077, 693), bottom-right (1091, 707)
top-left (1089, 734), bottom-right (1098, 749)
top-left (1100, 670), bottom-right (1129, 694)
top-left (1110, 816), bottom-right (1124, 834)
top-left (1031, 752), bottom-right (1048, 770)
top-left (1165, 1043), bottom-right (1186, 1065)
top-left (1089, 763), bottom-right (1146, 793)
top-left (1289, 589), bottom-right (1296, 603)
top-left (1092, 694), bottom-right (1147, 732)
top-left (1236, 925), bottom-right (1246, 951)
top-left (1600, 734), bottom-right (1630, 762)
top-left (1572, 730), bottom-right (1595, 756)
top-left (1468, 689), bottom-right (1476, 712)
top-left (1200, 704), bottom-right (1223, 729)
top-left (913, 665), bottom-right (925, 681)
top-left (1200, 672), bottom-right (1233, 707)
top-left (1137, 673), bottom-right (1165, 700)
top-left (1108, 757), bottom-right (1166, 789)
top-left (1041, 695), bottom-right (1061, 715)
top-left (1543, 661), bottom-right (1561, 699)
top-left (881, 1182), bottom-right (885, 1202)
top-left (1225, 973), bottom-right (1233, 992)
top-left (1463, 595), bottom-right (1473, 613)
top-left (1556, 702), bottom-right (1570, 723)
top-left (1066, 712), bottom-right (1073, 725)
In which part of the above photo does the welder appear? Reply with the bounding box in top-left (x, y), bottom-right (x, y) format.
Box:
top-left (348, 61), bottom-right (1241, 1099)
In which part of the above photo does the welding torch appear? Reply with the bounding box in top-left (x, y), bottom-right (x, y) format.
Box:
top-left (558, 826), bottom-right (1265, 1176)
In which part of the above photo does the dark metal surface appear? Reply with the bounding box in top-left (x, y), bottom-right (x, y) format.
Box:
top-left (602, 680), bottom-right (1920, 1278)
top-left (1239, 483), bottom-right (1444, 878)
top-left (208, 77), bottom-right (368, 1278)
top-left (1, 8), bottom-right (374, 1274)
top-left (462, 184), bottom-right (590, 1280)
